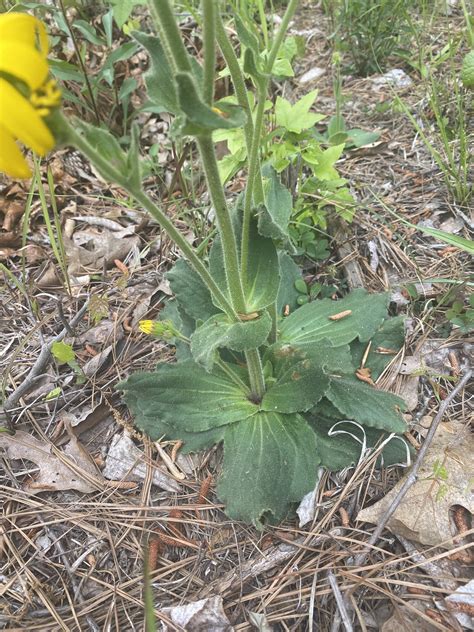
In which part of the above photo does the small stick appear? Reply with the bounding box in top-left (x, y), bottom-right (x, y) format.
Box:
top-left (328, 570), bottom-right (353, 632)
top-left (353, 369), bottom-right (472, 568)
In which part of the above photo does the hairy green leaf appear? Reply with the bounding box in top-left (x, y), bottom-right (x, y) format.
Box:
top-left (257, 169), bottom-right (293, 241)
top-left (310, 418), bottom-right (411, 470)
top-left (132, 31), bottom-right (178, 113)
top-left (176, 73), bottom-right (246, 135)
top-left (209, 218), bottom-right (280, 312)
top-left (261, 360), bottom-right (328, 413)
top-left (118, 360), bottom-right (257, 433)
top-left (217, 411), bottom-right (320, 527)
top-left (326, 374), bottom-right (406, 433)
top-left (279, 289), bottom-right (389, 349)
top-left (244, 220), bottom-right (280, 311)
top-left (191, 312), bottom-right (272, 371)
top-left (277, 253), bottom-right (303, 315)
top-left (167, 259), bottom-right (218, 322)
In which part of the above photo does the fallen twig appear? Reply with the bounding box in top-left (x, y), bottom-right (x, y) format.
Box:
top-left (353, 368), bottom-right (472, 568)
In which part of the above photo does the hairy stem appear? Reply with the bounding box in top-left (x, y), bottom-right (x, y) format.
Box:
top-left (215, 13), bottom-right (264, 202)
top-left (240, 79), bottom-right (266, 280)
top-left (197, 135), bottom-right (247, 313)
top-left (265, 0), bottom-right (300, 73)
top-left (60, 115), bottom-right (236, 319)
top-left (148, 0), bottom-right (193, 73)
top-left (201, 0), bottom-right (216, 105)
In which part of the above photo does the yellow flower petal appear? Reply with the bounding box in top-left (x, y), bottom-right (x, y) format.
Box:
top-left (0, 78), bottom-right (54, 156)
top-left (0, 13), bottom-right (48, 56)
top-left (0, 125), bottom-right (31, 178)
top-left (0, 42), bottom-right (49, 90)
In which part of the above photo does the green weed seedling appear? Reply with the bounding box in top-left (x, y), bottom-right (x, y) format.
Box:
top-left (52, 0), bottom-right (410, 527)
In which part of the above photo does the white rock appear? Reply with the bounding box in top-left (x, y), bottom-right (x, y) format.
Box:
top-left (372, 69), bottom-right (412, 90)
top-left (103, 433), bottom-right (180, 492)
top-left (299, 66), bottom-right (326, 84)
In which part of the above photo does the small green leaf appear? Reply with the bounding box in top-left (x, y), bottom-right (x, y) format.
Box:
top-left (294, 278), bottom-right (308, 294)
top-left (191, 312), bottom-right (272, 371)
top-left (118, 361), bottom-right (257, 434)
top-left (326, 374), bottom-right (406, 433)
top-left (132, 30), bottom-right (178, 114)
top-left (234, 13), bottom-right (261, 53)
top-left (303, 143), bottom-right (345, 180)
top-left (258, 169), bottom-right (293, 241)
top-left (277, 253), bottom-right (303, 315)
top-left (51, 341), bottom-right (76, 364)
top-left (279, 289), bottom-right (390, 349)
top-left (275, 91), bottom-right (325, 134)
top-left (167, 259), bottom-right (218, 322)
top-left (217, 411), bottom-right (320, 527)
top-left (44, 386), bottom-right (61, 401)
top-left (345, 128), bottom-right (380, 148)
top-left (73, 119), bottom-right (127, 178)
top-left (176, 73), bottom-right (246, 135)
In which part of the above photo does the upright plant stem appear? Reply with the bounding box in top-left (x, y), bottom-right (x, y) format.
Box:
top-left (240, 0), bottom-right (300, 278)
top-left (197, 135), bottom-right (247, 313)
top-left (241, 79), bottom-right (266, 280)
top-left (148, 0), bottom-right (193, 73)
top-left (201, 0), bottom-right (216, 105)
top-left (265, 0), bottom-right (300, 73)
top-left (59, 116), bottom-right (236, 319)
top-left (215, 14), bottom-right (264, 201)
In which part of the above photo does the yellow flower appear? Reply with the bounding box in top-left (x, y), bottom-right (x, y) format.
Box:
top-left (0, 13), bottom-right (61, 179)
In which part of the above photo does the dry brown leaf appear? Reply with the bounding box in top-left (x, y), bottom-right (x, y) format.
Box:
top-left (357, 424), bottom-right (474, 548)
top-left (0, 430), bottom-right (99, 493)
top-left (161, 596), bottom-right (233, 632)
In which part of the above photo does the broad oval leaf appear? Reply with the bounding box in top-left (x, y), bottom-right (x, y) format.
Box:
top-left (279, 289), bottom-right (390, 348)
top-left (310, 417), bottom-right (412, 470)
top-left (326, 374), bottom-right (406, 433)
top-left (191, 312), bottom-right (272, 371)
top-left (217, 411), bottom-right (320, 527)
top-left (118, 360), bottom-right (257, 433)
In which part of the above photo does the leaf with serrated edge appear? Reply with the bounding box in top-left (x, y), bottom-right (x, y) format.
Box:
top-left (123, 387), bottom-right (225, 452)
top-left (279, 289), bottom-right (389, 348)
top-left (191, 312), bottom-right (272, 371)
top-left (261, 360), bottom-right (328, 413)
top-left (118, 361), bottom-right (257, 433)
top-left (218, 411), bottom-right (320, 527)
top-left (326, 375), bottom-right (406, 433)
